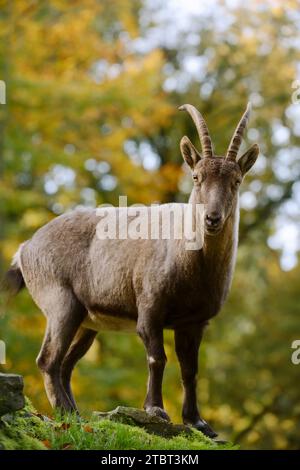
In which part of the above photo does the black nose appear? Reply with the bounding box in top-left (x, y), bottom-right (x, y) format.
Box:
top-left (206, 213), bottom-right (221, 227)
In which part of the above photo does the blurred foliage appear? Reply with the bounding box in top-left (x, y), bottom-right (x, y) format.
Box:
top-left (0, 0), bottom-right (299, 450)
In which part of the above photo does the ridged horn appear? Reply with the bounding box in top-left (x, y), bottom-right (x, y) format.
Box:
top-left (226, 102), bottom-right (252, 161)
top-left (179, 104), bottom-right (213, 159)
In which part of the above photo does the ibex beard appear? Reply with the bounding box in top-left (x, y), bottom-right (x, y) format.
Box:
top-left (4, 103), bottom-right (259, 439)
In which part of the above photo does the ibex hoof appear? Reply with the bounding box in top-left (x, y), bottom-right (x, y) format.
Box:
top-left (192, 419), bottom-right (218, 438)
top-left (145, 406), bottom-right (170, 422)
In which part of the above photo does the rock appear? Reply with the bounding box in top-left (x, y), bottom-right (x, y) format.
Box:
top-left (0, 373), bottom-right (25, 417)
top-left (93, 406), bottom-right (195, 438)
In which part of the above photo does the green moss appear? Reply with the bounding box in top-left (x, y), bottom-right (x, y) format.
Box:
top-left (0, 426), bottom-right (46, 450)
top-left (0, 398), bottom-right (47, 450)
top-left (0, 399), bottom-right (236, 450)
top-left (51, 418), bottom-right (233, 450)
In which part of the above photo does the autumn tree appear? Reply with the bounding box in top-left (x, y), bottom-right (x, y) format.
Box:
top-left (0, 0), bottom-right (299, 449)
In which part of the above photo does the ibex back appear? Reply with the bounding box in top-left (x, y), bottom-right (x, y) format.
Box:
top-left (5, 103), bottom-right (259, 438)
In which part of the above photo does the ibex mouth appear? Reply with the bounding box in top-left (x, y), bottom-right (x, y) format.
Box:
top-left (205, 213), bottom-right (223, 235)
top-left (205, 224), bottom-right (223, 236)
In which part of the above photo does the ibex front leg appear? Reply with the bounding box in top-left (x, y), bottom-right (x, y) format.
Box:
top-left (137, 312), bottom-right (169, 422)
top-left (174, 325), bottom-right (217, 438)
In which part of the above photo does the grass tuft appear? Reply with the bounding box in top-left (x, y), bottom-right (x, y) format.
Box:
top-left (0, 399), bottom-right (236, 450)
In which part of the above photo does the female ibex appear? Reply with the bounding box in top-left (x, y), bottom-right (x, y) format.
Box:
top-left (5, 103), bottom-right (259, 437)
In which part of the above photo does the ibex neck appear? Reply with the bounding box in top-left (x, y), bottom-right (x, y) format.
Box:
top-left (201, 203), bottom-right (239, 306)
top-left (203, 205), bottom-right (239, 258)
top-left (187, 190), bottom-right (239, 261)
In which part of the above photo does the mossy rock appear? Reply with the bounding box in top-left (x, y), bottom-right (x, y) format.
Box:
top-left (94, 406), bottom-right (200, 439)
top-left (0, 373), bottom-right (25, 416)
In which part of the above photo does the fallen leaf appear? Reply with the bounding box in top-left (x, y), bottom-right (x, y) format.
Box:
top-left (41, 439), bottom-right (51, 449)
top-left (62, 443), bottom-right (73, 450)
top-left (83, 425), bottom-right (93, 433)
top-left (60, 422), bottom-right (71, 430)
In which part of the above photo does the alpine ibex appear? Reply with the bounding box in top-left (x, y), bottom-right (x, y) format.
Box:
top-left (5, 103), bottom-right (259, 437)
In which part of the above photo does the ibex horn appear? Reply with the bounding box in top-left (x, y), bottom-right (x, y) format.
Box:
top-left (226, 102), bottom-right (252, 161)
top-left (179, 104), bottom-right (213, 159)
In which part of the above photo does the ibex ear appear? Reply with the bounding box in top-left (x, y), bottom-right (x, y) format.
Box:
top-left (237, 144), bottom-right (259, 176)
top-left (180, 136), bottom-right (201, 170)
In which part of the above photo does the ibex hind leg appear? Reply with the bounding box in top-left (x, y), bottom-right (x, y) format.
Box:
top-left (35, 285), bottom-right (87, 412)
top-left (61, 327), bottom-right (97, 410)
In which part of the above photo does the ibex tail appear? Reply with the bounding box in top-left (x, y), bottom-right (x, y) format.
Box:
top-left (1, 244), bottom-right (25, 295)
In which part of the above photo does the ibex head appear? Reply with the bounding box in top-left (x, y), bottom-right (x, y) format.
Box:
top-left (179, 103), bottom-right (259, 235)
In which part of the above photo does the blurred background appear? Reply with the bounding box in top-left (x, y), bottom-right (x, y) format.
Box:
top-left (0, 0), bottom-right (299, 450)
